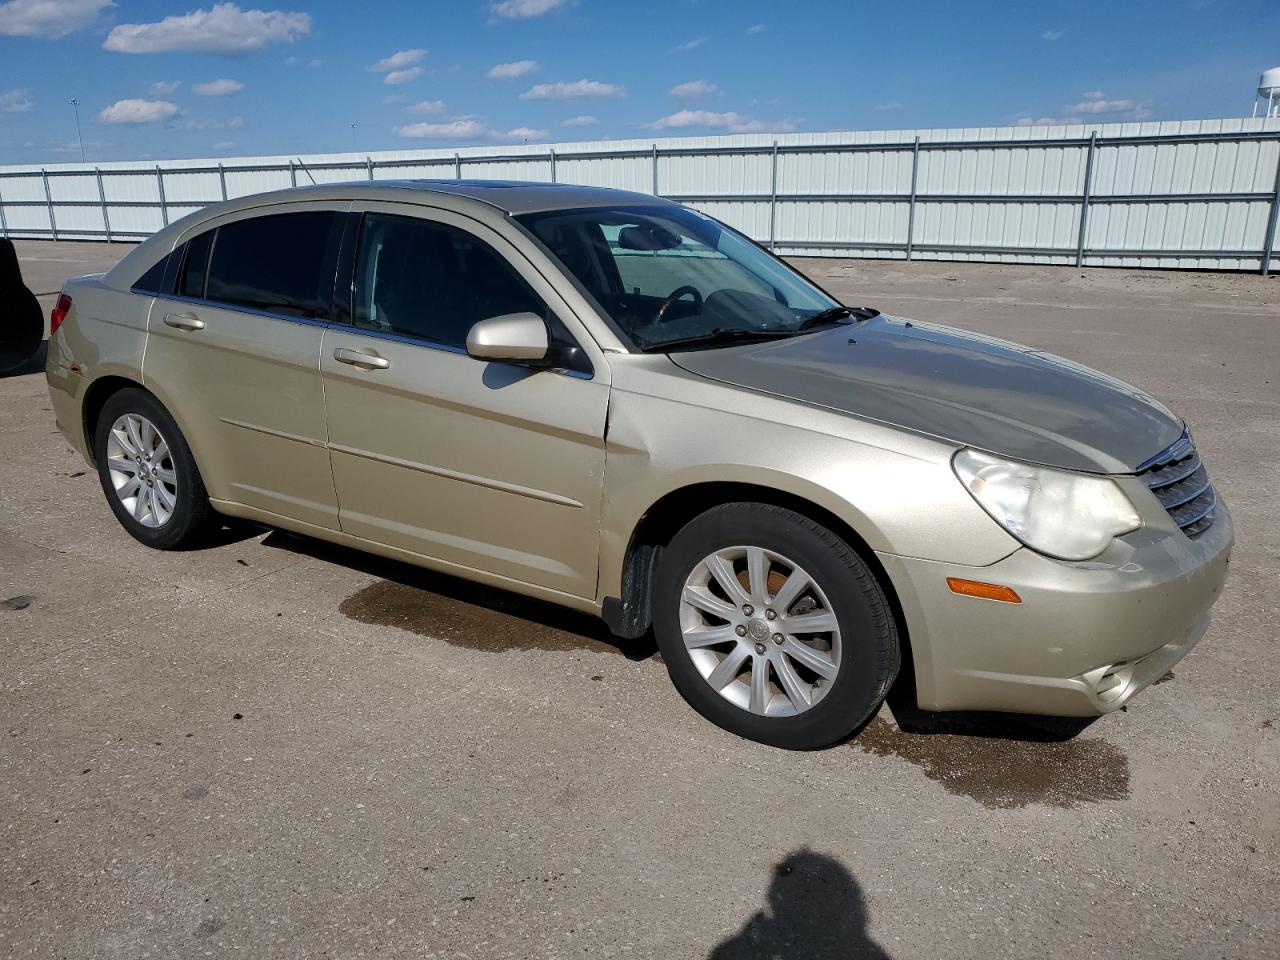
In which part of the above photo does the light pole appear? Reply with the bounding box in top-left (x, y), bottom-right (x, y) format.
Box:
top-left (68, 98), bottom-right (85, 163)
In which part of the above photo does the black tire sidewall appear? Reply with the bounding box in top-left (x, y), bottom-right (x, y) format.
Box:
top-left (654, 503), bottom-right (897, 750)
top-left (93, 388), bottom-right (210, 550)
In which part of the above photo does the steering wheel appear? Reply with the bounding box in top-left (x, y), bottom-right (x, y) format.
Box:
top-left (654, 285), bottom-right (703, 324)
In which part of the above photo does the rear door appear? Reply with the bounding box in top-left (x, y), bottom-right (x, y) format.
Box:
top-left (319, 202), bottom-right (609, 598)
top-left (143, 203), bottom-right (346, 529)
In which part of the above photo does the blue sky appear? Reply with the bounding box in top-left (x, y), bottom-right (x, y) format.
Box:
top-left (1, 0), bottom-right (1278, 164)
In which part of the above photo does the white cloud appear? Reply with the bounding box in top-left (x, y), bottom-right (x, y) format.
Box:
top-left (194, 78), bottom-right (244, 96)
top-left (647, 109), bottom-right (794, 134)
top-left (308, 57), bottom-right (320, 67)
top-left (369, 48), bottom-right (424, 72)
top-left (670, 38), bottom-right (705, 52)
top-left (521, 79), bottom-right (623, 100)
top-left (98, 98), bottom-right (179, 124)
top-left (489, 0), bottom-right (563, 20)
top-left (104, 3), bottom-right (310, 54)
top-left (562, 114), bottom-right (597, 127)
top-left (384, 67), bottom-right (423, 85)
top-left (487, 58), bottom-right (538, 79)
top-left (495, 126), bottom-right (547, 140)
top-left (670, 80), bottom-right (720, 99)
top-left (0, 0), bottom-right (112, 39)
top-left (149, 80), bottom-right (181, 95)
top-left (212, 140), bottom-right (236, 149)
top-left (1013, 116), bottom-right (1068, 127)
top-left (0, 88), bottom-right (34, 112)
top-left (873, 99), bottom-right (902, 111)
top-left (405, 99), bottom-right (445, 115)
top-left (395, 117), bottom-right (487, 139)
top-left (1065, 92), bottom-right (1134, 114)
top-left (746, 23), bottom-right (764, 34)
top-left (228, 115), bottom-right (244, 127)
top-left (1042, 29), bottom-right (1064, 40)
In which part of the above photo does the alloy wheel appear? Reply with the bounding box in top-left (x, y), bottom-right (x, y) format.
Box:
top-left (679, 545), bottom-right (842, 717)
top-left (105, 413), bottom-right (177, 528)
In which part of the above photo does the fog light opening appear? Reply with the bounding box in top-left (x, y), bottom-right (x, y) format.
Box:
top-left (1094, 662), bottom-right (1135, 705)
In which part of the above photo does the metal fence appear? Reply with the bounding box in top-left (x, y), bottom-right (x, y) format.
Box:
top-left (3, 118), bottom-right (1279, 273)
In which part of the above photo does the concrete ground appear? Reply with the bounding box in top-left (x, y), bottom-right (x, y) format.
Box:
top-left (2, 240), bottom-right (1278, 959)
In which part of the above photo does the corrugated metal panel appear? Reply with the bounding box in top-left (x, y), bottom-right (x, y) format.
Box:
top-left (2, 117), bottom-right (1278, 270)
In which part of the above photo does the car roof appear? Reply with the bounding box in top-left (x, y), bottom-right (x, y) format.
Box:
top-left (289, 179), bottom-right (670, 216)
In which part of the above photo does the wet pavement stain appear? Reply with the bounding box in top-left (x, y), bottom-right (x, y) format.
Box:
top-left (852, 715), bottom-right (1130, 809)
top-left (339, 579), bottom-right (658, 661)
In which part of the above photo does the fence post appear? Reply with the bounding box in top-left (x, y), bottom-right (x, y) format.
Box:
top-left (1262, 147), bottom-right (1280, 276)
top-left (42, 169), bottom-right (57, 240)
top-left (1075, 131), bottom-right (1097, 269)
top-left (652, 143), bottom-right (659, 196)
top-left (0, 180), bottom-right (9, 239)
top-left (549, 148), bottom-right (557, 184)
top-left (366, 157), bottom-right (374, 181)
top-left (905, 136), bottom-right (920, 261)
top-left (289, 160), bottom-right (297, 187)
top-left (218, 164), bottom-right (228, 200)
top-left (156, 165), bottom-right (168, 227)
top-left (95, 167), bottom-right (112, 242)
top-left (768, 141), bottom-right (779, 250)
top-left (454, 153), bottom-right (462, 179)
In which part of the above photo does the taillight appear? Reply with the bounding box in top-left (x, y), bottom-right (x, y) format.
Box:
top-left (50, 293), bottom-right (72, 334)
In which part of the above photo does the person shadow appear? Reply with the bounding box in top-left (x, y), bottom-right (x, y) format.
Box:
top-left (709, 849), bottom-right (892, 959)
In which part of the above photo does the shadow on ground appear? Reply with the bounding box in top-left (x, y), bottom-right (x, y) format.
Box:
top-left (261, 529), bottom-right (1129, 809)
top-left (853, 701), bottom-right (1128, 809)
top-left (262, 529), bottom-right (658, 661)
top-left (710, 849), bottom-right (892, 959)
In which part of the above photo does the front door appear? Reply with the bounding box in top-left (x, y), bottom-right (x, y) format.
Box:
top-left (320, 204), bottom-right (609, 598)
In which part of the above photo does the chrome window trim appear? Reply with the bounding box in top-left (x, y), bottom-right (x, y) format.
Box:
top-left (140, 290), bottom-right (331, 329)
top-left (136, 289), bottom-right (593, 380)
top-left (330, 321), bottom-right (594, 381)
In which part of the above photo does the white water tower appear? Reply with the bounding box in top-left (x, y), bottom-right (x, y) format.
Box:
top-left (1255, 67), bottom-right (1280, 118)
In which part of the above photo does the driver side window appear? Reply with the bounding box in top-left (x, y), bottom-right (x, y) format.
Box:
top-left (353, 213), bottom-right (549, 349)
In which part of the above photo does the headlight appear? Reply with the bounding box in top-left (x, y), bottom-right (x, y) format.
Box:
top-left (952, 448), bottom-right (1141, 561)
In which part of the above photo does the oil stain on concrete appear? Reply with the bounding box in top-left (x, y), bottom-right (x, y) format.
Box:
top-left (340, 579), bottom-right (657, 661)
top-left (853, 714), bottom-right (1130, 809)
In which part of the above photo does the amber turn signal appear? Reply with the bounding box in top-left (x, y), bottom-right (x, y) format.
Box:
top-left (946, 577), bottom-right (1022, 603)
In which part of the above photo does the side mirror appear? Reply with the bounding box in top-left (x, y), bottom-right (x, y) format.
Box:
top-left (465, 312), bottom-right (550, 364)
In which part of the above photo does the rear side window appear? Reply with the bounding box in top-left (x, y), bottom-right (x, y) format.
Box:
top-left (133, 250), bottom-right (174, 294)
top-left (204, 211), bottom-right (340, 319)
top-left (352, 213), bottom-right (547, 348)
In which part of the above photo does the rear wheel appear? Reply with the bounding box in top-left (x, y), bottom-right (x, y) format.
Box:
top-left (653, 502), bottom-right (899, 749)
top-left (93, 388), bottom-right (215, 550)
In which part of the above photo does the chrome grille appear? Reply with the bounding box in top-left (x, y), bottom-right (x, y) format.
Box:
top-left (1138, 435), bottom-right (1216, 538)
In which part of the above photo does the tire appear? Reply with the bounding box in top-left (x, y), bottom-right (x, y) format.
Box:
top-left (92, 388), bottom-right (216, 550)
top-left (653, 502), bottom-right (899, 749)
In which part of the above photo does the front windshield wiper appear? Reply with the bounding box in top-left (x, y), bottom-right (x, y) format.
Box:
top-left (642, 327), bottom-right (795, 353)
top-left (794, 305), bottom-right (879, 331)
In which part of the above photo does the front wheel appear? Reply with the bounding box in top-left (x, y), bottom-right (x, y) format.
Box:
top-left (653, 503), bottom-right (899, 749)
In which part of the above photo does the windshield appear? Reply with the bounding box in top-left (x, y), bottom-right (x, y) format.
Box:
top-left (516, 204), bottom-right (844, 351)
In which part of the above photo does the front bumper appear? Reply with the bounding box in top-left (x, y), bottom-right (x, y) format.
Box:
top-left (877, 501), bottom-right (1234, 716)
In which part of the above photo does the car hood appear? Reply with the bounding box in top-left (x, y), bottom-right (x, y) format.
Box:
top-left (667, 315), bottom-right (1184, 474)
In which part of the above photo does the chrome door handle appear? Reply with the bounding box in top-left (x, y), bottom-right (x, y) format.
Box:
top-left (163, 312), bottom-right (205, 331)
top-left (333, 347), bottom-right (390, 370)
